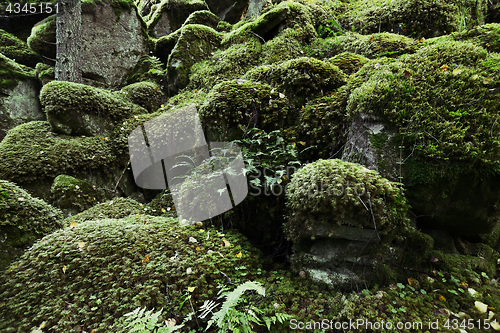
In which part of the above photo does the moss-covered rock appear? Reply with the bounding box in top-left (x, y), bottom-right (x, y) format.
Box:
top-left (120, 81), bottom-right (166, 112)
top-left (50, 175), bottom-right (103, 217)
top-left (328, 51), bottom-right (369, 75)
top-left (307, 32), bottom-right (419, 60)
top-left (0, 121), bottom-right (116, 185)
top-left (182, 9), bottom-right (220, 29)
top-left (63, 197), bottom-right (146, 226)
top-left (0, 180), bottom-right (62, 270)
top-left (285, 159), bottom-right (413, 288)
top-left (0, 28), bottom-right (42, 68)
top-left (166, 24), bottom-right (222, 94)
top-left (147, 0), bottom-right (209, 38)
top-left (247, 56), bottom-right (347, 107)
top-left (153, 28), bottom-right (182, 64)
top-left (285, 159), bottom-right (409, 243)
top-left (339, 39), bottom-right (500, 235)
top-left (199, 79), bottom-right (290, 141)
top-left (27, 15), bottom-right (56, 61)
top-left (40, 81), bottom-right (146, 136)
top-left (0, 54), bottom-right (45, 142)
top-left (126, 54), bottom-right (165, 86)
top-left (35, 62), bottom-right (54, 85)
top-left (426, 22), bottom-right (500, 53)
top-left (338, 0), bottom-right (488, 38)
top-left (188, 35), bottom-right (262, 91)
top-left (0, 216), bottom-right (265, 332)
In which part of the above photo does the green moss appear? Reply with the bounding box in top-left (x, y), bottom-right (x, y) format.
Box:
top-left (35, 62), bottom-right (54, 85)
top-left (307, 32), bottom-right (419, 60)
top-left (328, 51), bottom-right (369, 75)
top-left (188, 36), bottom-right (262, 91)
top-left (0, 180), bottom-right (62, 270)
top-left (166, 24), bottom-right (222, 94)
top-left (295, 90), bottom-right (351, 159)
top-left (153, 28), bottom-right (182, 64)
top-left (126, 54), bottom-right (165, 86)
top-left (120, 81), bottom-right (166, 113)
top-left (259, 27), bottom-right (307, 65)
top-left (247, 56), bottom-right (347, 107)
top-left (50, 175), bottom-right (103, 216)
top-left (182, 10), bottom-right (220, 29)
top-left (0, 53), bottom-right (34, 90)
top-left (40, 81), bottom-right (146, 136)
top-left (63, 197), bottom-right (146, 226)
top-left (338, 0), bottom-right (488, 38)
top-left (446, 23), bottom-right (500, 52)
top-left (199, 79), bottom-right (290, 141)
top-left (0, 216), bottom-right (265, 331)
top-left (0, 28), bottom-right (42, 68)
top-left (0, 121), bottom-right (116, 184)
top-left (27, 15), bottom-right (56, 60)
top-left (285, 159), bottom-right (410, 244)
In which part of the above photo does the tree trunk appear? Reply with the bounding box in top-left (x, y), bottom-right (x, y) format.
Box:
top-left (55, 0), bottom-right (82, 83)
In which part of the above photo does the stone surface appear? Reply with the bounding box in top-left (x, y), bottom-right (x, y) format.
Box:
top-left (27, 15), bottom-right (56, 61)
top-left (205, 0), bottom-right (248, 24)
top-left (0, 54), bottom-right (44, 142)
top-left (81, 3), bottom-right (148, 87)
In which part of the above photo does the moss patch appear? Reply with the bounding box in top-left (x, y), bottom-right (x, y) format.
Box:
top-left (40, 81), bottom-right (146, 136)
top-left (0, 121), bottom-right (116, 184)
top-left (0, 180), bottom-right (62, 270)
top-left (0, 216), bottom-right (265, 332)
top-left (50, 175), bottom-right (103, 216)
top-left (0, 52), bottom-right (34, 90)
top-left (120, 81), bottom-right (166, 113)
top-left (0, 28), bottom-right (42, 68)
top-left (199, 79), bottom-right (290, 141)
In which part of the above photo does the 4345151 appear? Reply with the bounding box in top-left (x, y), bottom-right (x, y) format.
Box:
top-left (5, 2), bottom-right (59, 14)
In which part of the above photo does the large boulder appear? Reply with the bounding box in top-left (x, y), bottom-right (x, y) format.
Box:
top-left (50, 175), bottom-right (104, 217)
top-left (0, 216), bottom-right (265, 331)
top-left (0, 121), bottom-right (136, 201)
top-left (166, 24), bottom-right (221, 94)
top-left (146, 0), bottom-right (209, 38)
top-left (27, 0), bottom-right (149, 88)
top-left (285, 159), bottom-right (429, 288)
top-left (341, 39), bottom-right (500, 235)
top-left (0, 180), bottom-right (62, 270)
top-left (205, 0), bottom-right (248, 24)
top-left (40, 81), bottom-right (147, 137)
top-left (0, 54), bottom-right (45, 142)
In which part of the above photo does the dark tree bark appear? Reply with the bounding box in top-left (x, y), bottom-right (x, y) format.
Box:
top-left (55, 0), bottom-right (82, 83)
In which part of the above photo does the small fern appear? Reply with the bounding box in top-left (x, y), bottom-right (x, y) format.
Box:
top-left (122, 307), bottom-right (186, 333)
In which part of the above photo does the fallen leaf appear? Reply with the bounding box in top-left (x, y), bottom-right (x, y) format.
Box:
top-left (196, 246), bottom-right (201, 251)
top-left (188, 286), bottom-right (196, 292)
top-left (62, 265), bottom-right (67, 274)
top-left (475, 301), bottom-right (488, 313)
top-left (165, 318), bottom-right (177, 327)
top-left (235, 252), bottom-right (242, 258)
top-left (78, 242), bottom-right (86, 250)
top-left (223, 239), bottom-right (230, 247)
top-left (186, 267), bottom-right (192, 274)
top-left (279, 92), bottom-right (285, 99)
top-left (189, 237), bottom-right (198, 243)
top-left (142, 256), bottom-right (149, 263)
top-left (440, 64), bottom-right (449, 72)
top-left (453, 68), bottom-right (462, 75)
top-left (438, 294), bottom-right (446, 302)
top-left (408, 277), bottom-right (414, 286)
top-left (70, 221), bottom-right (78, 229)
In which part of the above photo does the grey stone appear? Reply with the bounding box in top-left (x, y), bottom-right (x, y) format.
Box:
top-left (205, 0), bottom-right (248, 24)
top-left (301, 221), bottom-right (379, 243)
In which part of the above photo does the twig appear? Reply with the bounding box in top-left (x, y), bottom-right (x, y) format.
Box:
top-left (113, 160), bottom-right (131, 192)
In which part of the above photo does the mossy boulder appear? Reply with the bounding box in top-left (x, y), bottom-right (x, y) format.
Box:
top-left (63, 197), bottom-right (146, 225)
top-left (166, 24), bottom-right (222, 94)
top-left (307, 32), bottom-right (419, 60)
top-left (199, 79), bottom-right (290, 141)
top-left (147, 0), bottom-right (209, 38)
top-left (182, 9), bottom-right (220, 29)
top-left (0, 216), bottom-right (265, 332)
top-left (153, 28), bottom-right (182, 64)
top-left (50, 175), bottom-right (103, 217)
top-left (40, 81), bottom-right (146, 136)
top-left (0, 28), bottom-right (42, 68)
top-left (247, 57), bottom-right (347, 107)
top-left (188, 35), bottom-right (262, 91)
top-left (120, 81), bottom-right (166, 112)
top-left (0, 121), bottom-right (117, 198)
top-left (426, 22), bottom-right (500, 53)
top-left (340, 39), bottom-right (500, 235)
top-left (27, 15), bottom-right (56, 61)
top-left (338, 0), bottom-right (488, 38)
top-left (285, 159), bottom-right (413, 288)
top-left (328, 52), bottom-right (369, 75)
top-left (0, 180), bottom-right (62, 270)
top-left (0, 54), bottom-right (45, 142)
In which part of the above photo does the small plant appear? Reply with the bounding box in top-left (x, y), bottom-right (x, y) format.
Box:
top-left (122, 307), bottom-right (187, 333)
